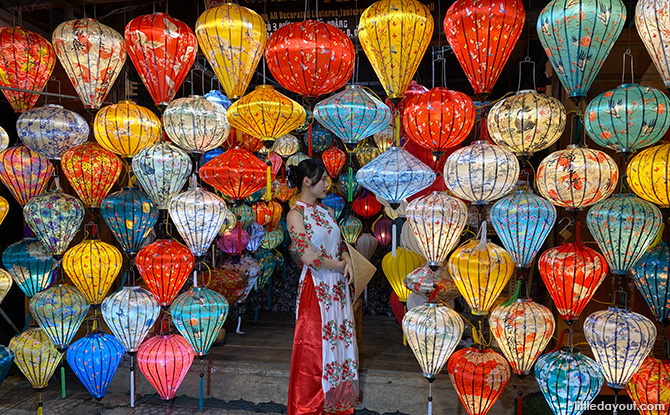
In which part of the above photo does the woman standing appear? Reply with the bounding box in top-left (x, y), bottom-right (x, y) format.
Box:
top-left (286, 159), bottom-right (359, 415)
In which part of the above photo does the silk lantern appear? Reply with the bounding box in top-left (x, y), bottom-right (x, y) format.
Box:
top-left (2, 238), bottom-right (56, 298)
top-left (0, 269), bottom-right (11, 303)
top-left (101, 187), bottom-right (158, 256)
top-left (272, 134), bottom-right (300, 158)
top-left (102, 286), bottom-right (159, 352)
top-left (202, 148), bottom-right (224, 165)
top-left (359, 0), bottom-right (433, 99)
top-left (17, 104), bottom-right (89, 160)
top-left (9, 328), bottom-right (62, 390)
top-left (0, 195), bottom-right (7, 226)
top-left (626, 357), bottom-right (670, 415)
top-left (52, 18), bottom-right (127, 109)
top-left (445, 0), bottom-right (525, 98)
top-left (322, 193), bottom-right (345, 220)
top-left (0, 345), bottom-right (13, 386)
top-left (163, 96), bottom-right (230, 153)
top-left (246, 223), bottom-right (264, 252)
top-left (0, 26), bottom-right (55, 112)
top-left (536, 146), bottom-right (618, 210)
top-left (307, 125), bottom-right (334, 154)
top-left (137, 334), bottom-right (194, 400)
top-left (24, 191), bottom-right (84, 257)
top-left (322, 145), bottom-right (346, 178)
top-left (382, 248), bottom-right (424, 302)
top-left (587, 194), bottom-right (662, 275)
top-left (631, 243), bottom-right (670, 325)
top-left (356, 233), bottom-right (379, 261)
top-left (0, 145), bottom-right (53, 205)
top-left (218, 228), bottom-right (251, 254)
top-left (627, 143), bottom-right (670, 206)
top-left (206, 90), bottom-right (232, 110)
top-left (201, 148), bottom-right (272, 202)
top-left (340, 215), bottom-right (363, 244)
top-left (125, 13), bottom-right (198, 107)
top-left (171, 286), bottom-right (229, 356)
top-left (374, 125), bottom-right (395, 153)
top-left (286, 152), bottom-right (311, 168)
top-left (404, 264), bottom-right (460, 303)
top-left (400, 220), bottom-right (424, 256)
top-left (195, 3), bottom-right (266, 99)
top-left (444, 140), bottom-right (520, 205)
top-left (66, 332), bottom-right (124, 400)
top-left (94, 101), bottom-right (162, 158)
top-left (61, 142), bottom-right (123, 208)
top-left (637, 0), bottom-right (670, 90)
top-left (0, 127), bottom-right (8, 152)
top-left (373, 216), bottom-right (392, 248)
top-left (355, 144), bottom-right (380, 167)
top-left (229, 204), bottom-right (255, 228)
top-left (136, 239), bottom-right (194, 306)
top-left (29, 284), bottom-right (89, 351)
top-left (132, 142), bottom-right (192, 210)
top-left (352, 192), bottom-right (382, 220)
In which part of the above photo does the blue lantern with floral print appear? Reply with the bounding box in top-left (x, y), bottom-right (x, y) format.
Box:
top-left (246, 223), bottom-right (265, 253)
top-left (23, 191), bottom-right (85, 257)
top-left (0, 344), bottom-right (14, 387)
top-left (101, 187), bottom-right (158, 256)
top-left (322, 193), bottom-right (345, 220)
top-left (2, 238), bottom-right (56, 298)
top-left (16, 104), bottom-right (89, 160)
top-left (630, 243), bottom-right (670, 326)
top-left (66, 332), bottom-right (125, 400)
top-left (171, 286), bottom-right (229, 357)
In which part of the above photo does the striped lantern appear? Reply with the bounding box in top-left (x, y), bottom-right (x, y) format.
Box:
top-left (136, 239), bottom-right (195, 307)
top-left (101, 286), bottom-right (160, 353)
top-left (630, 243), bottom-right (670, 325)
top-left (61, 142), bottom-right (123, 208)
top-left (23, 191), bottom-right (84, 257)
top-left (163, 96), bottom-right (230, 153)
top-left (9, 328), bottom-right (62, 390)
top-left (137, 334), bottom-right (194, 400)
top-left (626, 357), bottom-right (670, 415)
top-left (132, 142), bottom-right (192, 210)
top-left (2, 238), bottom-right (56, 298)
top-left (382, 248), bottom-right (424, 303)
top-left (627, 143), bottom-right (670, 207)
top-left (101, 187), bottom-right (158, 256)
top-left (29, 284), bottom-right (89, 351)
top-left (171, 286), bottom-right (229, 356)
top-left (66, 332), bottom-right (125, 400)
top-left (0, 145), bottom-right (54, 206)
top-left (0, 344), bottom-right (13, 386)
top-left (0, 269), bottom-right (11, 303)
top-left (93, 101), bottom-right (162, 158)
top-left (16, 104), bottom-right (89, 160)
top-left (637, 0), bottom-right (670, 90)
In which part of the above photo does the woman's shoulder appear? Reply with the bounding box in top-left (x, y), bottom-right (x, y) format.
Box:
top-left (288, 203), bottom-right (306, 218)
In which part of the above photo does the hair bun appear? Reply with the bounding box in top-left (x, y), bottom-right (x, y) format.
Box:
top-left (286, 166), bottom-right (298, 189)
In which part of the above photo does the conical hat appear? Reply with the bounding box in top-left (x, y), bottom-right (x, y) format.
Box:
top-left (345, 242), bottom-right (377, 299)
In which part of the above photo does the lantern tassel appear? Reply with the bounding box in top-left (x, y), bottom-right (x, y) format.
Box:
top-left (392, 221), bottom-right (397, 257)
top-left (60, 360), bottom-right (66, 398)
top-left (130, 354), bottom-right (135, 407)
top-left (193, 270), bottom-right (198, 288)
top-left (428, 382), bottom-right (432, 415)
top-left (517, 390), bottom-right (523, 415)
top-left (347, 167), bottom-right (354, 202)
top-left (37, 392), bottom-right (42, 415)
top-left (199, 358), bottom-right (204, 412)
top-left (266, 165), bottom-right (272, 201)
top-left (308, 122), bottom-right (313, 157)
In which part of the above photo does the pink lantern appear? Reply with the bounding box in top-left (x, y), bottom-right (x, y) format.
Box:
top-left (218, 228), bottom-right (251, 254)
top-left (136, 334), bottom-right (194, 400)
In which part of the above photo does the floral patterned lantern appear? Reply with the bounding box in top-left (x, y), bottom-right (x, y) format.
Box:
top-left (306, 125), bottom-right (333, 154)
top-left (636, 0), bottom-right (670, 90)
top-left (101, 286), bottom-right (159, 353)
top-left (52, 18), bottom-right (127, 109)
top-left (352, 192), bottom-right (382, 219)
top-left (163, 96), bottom-right (230, 153)
top-left (253, 200), bottom-right (282, 229)
top-left (229, 204), bottom-right (255, 228)
top-left (0, 145), bottom-right (53, 205)
top-left (404, 264), bottom-right (460, 302)
top-left (286, 152), bottom-right (310, 168)
top-left (132, 142), bottom-right (192, 210)
top-left (0, 269), bottom-right (11, 303)
top-left (445, 0), bottom-right (525, 98)
top-left (322, 146), bottom-right (346, 178)
top-left (9, 327), bottom-right (62, 390)
top-left (536, 145), bottom-right (618, 210)
top-left (340, 215), bottom-right (363, 244)
top-left (29, 284), bottom-right (89, 351)
top-left (200, 147), bottom-right (271, 202)
top-left (24, 191), bottom-right (84, 257)
top-left (359, 0), bottom-right (433, 99)
top-left (136, 239), bottom-right (194, 307)
top-left (626, 357), bottom-right (670, 415)
top-left (373, 216), bottom-right (393, 248)
top-left (627, 143), bottom-right (670, 207)
top-left (101, 187), bottom-right (158, 256)
top-left (355, 144), bottom-right (380, 167)
top-left (246, 223), bottom-right (264, 252)
top-left (0, 127), bottom-right (8, 152)
top-left (171, 286), bottom-right (229, 356)
top-left (2, 238), bottom-right (56, 298)
top-left (125, 13), bottom-right (197, 107)
top-left (16, 105), bottom-right (89, 160)
top-left (61, 142), bottom-right (122, 208)
top-left (0, 345), bottom-right (13, 386)
top-left (0, 27), bottom-right (55, 113)
top-left (218, 228), bottom-right (250, 254)
top-left (382, 248), bottom-right (424, 302)
top-left (66, 332), bottom-right (124, 400)
top-left (631, 243), bottom-right (670, 325)
top-left (322, 193), bottom-right (345, 220)
top-left (93, 101), bottom-right (162, 158)
top-left (444, 140), bottom-right (519, 205)
top-left (272, 134), bottom-right (300, 158)
top-left (137, 334), bottom-right (194, 400)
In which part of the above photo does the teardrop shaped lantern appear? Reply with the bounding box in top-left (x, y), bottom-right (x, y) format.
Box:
top-left (136, 239), bottom-right (194, 307)
top-left (29, 284), bottom-right (89, 351)
top-left (171, 286), bottom-right (229, 356)
top-left (0, 145), bottom-right (54, 205)
top-left (205, 90), bottom-right (232, 110)
top-left (487, 90), bottom-right (566, 158)
top-left (66, 332), bottom-right (125, 400)
top-left (373, 216), bottom-right (393, 248)
top-left (93, 101), bottom-right (162, 158)
top-left (536, 145), bottom-right (618, 210)
top-left (0, 27), bottom-right (56, 113)
top-left (585, 307), bottom-right (657, 390)
top-left (356, 233), bottom-right (379, 261)
top-left (322, 146), bottom-right (346, 178)
top-left (321, 193), bottom-right (344, 220)
top-left (195, 3), bottom-right (266, 99)
top-left (132, 142), bottom-right (192, 210)
top-left (626, 357), bottom-right (670, 415)
top-left (101, 286), bottom-right (160, 352)
top-left (631, 243), bottom-right (670, 325)
top-left (9, 327), bottom-right (62, 390)
top-left (52, 18), bottom-right (127, 109)
top-left (627, 143), bottom-right (670, 207)
top-left (637, 0), bottom-right (670, 90)
top-left (489, 299), bottom-right (556, 376)
top-left (406, 192), bottom-right (468, 269)
top-left (163, 96), bottom-right (230, 153)
top-left (137, 334), bottom-right (194, 400)
top-left (2, 238), bottom-right (56, 298)
top-left (444, 140), bottom-right (520, 205)
top-left (382, 248), bottom-right (423, 303)
top-left (61, 142), bottom-right (123, 208)
top-left (24, 192), bottom-right (84, 257)
top-left (352, 192), bottom-right (382, 220)
top-left (125, 13), bottom-right (198, 107)
top-left (199, 147), bottom-right (271, 201)
top-left (0, 269), bottom-right (11, 303)
top-left (0, 344), bottom-right (13, 386)
top-left (340, 215), bottom-right (363, 244)
top-left (17, 105), bottom-right (89, 160)
top-left (101, 187), bottom-right (158, 256)
top-left (359, 0), bottom-right (433, 99)
top-left (306, 125), bottom-right (334, 154)
top-left (587, 194), bottom-right (662, 275)
top-left (490, 190), bottom-right (557, 269)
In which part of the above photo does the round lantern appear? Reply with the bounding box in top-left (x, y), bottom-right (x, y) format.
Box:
top-left (353, 192), bottom-right (382, 219)
top-left (355, 144), bottom-right (380, 167)
top-left (229, 203), bottom-right (255, 228)
top-left (0, 344), bottom-right (13, 386)
top-left (195, 3), bottom-right (266, 99)
top-left (444, 140), bottom-right (520, 205)
top-left (404, 264), bottom-right (460, 303)
top-left (626, 357), bottom-right (670, 415)
top-left (359, 0), bottom-right (433, 99)
top-left (9, 328), bottom-right (62, 390)
top-left (101, 286), bottom-right (159, 353)
top-left (136, 239), bottom-right (195, 307)
top-left (406, 192), bottom-right (468, 269)
top-left (206, 90), bottom-right (232, 110)
top-left (125, 13), bottom-right (198, 107)
top-left (631, 243), bottom-right (670, 325)
top-left (253, 200), bottom-right (282, 229)
top-left (17, 104), bottom-right (89, 160)
top-left (132, 142), bottom-right (192, 210)
top-left (322, 193), bottom-right (345, 220)
top-left (163, 96), bottom-right (230, 153)
top-left (24, 191), bottom-right (84, 257)
top-left (307, 125), bottom-right (333, 154)
top-left (0, 269), bottom-right (11, 303)
top-left (489, 299), bottom-right (555, 376)
top-left (29, 284), bottom-right (89, 351)
top-left (101, 187), bottom-right (158, 256)
top-left (0, 145), bottom-right (54, 205)
top-left (587, 194), bottom-right (662, 275)
top-left (2, 238), bottom-right (56, 298)
top-left (0, 27), bottom-right (55, 113)
top-left (448, 347), bottom-right (511, 415)
top-left (356, 233), bottom-right (379, 261)
top-left (246, 223), bottom-right (264, 252)
top-left (93, 101), bottom-right (162, 158)
top-left (261, 229), bottom-right (284, 251)
top-left (445, 0), bottom-right (525, 98)
top-left (219, 208), bottom-right (238, 235)
top-left (584, 84), bottom-right (670, 153)
top-left (171, 286), bottom-right (229, 356)
top-left (490, 191), bottom-right (557, 269)
top-left (200, 147), bottom-right (271, 201)
top-left (340, 215), bottom-right (363, 244)
top-left (373, 216), bottom-right (393, 248)
top-left (627, 143), bottom-right (670, 206)
top-left (137, 334), bottom-right (194, 400)
top-left (272, 134), bottom-right (300, 158)
top-left (322, 146), bottom-right (346, 178)
top-left (584, 307), bottom-right (657, 390)
top-left (66, 332), bottom-right (124, 400)
top-left (61, 142), bottom-right (123, 208)
top-left (487, 90), bottom-right (566, 158)
top-left (536, 145), bottom-right (618, 210)
top-left (0, 127), bottom-right (8, 152)
top-left (218, 228), bottom-right (251, 254)
top-left (287, 152), bottom-right (311, 168)
top-left (382, 248), bottom-right (424, 303)
top-left (637, 0), bottom-right (670, 90)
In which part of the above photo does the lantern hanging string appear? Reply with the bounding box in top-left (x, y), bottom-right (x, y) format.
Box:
top-left (517, 58), bottom-right (536, 92)
top-left (622, 49), bottom-right (634, 85)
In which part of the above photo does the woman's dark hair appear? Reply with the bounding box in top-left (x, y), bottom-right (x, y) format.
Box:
top-left (286, 159), bottom-right (327, 191)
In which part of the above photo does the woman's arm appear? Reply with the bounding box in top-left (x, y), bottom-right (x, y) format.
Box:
top-left (287, 209), bottom-right (345, 272)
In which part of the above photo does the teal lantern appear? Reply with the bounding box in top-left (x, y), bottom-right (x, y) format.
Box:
top-left (2, 238), bottom-right (56, 298)
top-left (229, 203), bottom-right (254, 228)
top-left (630, 243), bottom-right (670, 326)
top-left (66, 332), bottom-right (124, 400)
top-left (584, 84), bottom-right (670, 153)
top-left (254, 249), bottom-right (278, 290)
top-left (322, 193), bottom-right (345, 219)
top-left (260, 228), bottom-right (284, 251)
top-left (101, 187), bottom-right (158, 256)
top-left (0, 344), bottom-right (13, 387)
top-left (337, 174), bottom-right (360, 201)
top-left (586, 194), bottom-right (662, 275)
top-left (537, 0), bottom-right (627, 102)
top-left (304, 124), bottom-right (332, 153)
top-left (23, 191), bottom-right (84, 257)
top-left (29, 284), bottom-right (89, 352)
top-left (101, 286), bottom-right (159, 353)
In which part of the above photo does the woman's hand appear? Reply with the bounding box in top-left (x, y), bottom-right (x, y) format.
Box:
top-left (343, 261), bottom-right (354, 286)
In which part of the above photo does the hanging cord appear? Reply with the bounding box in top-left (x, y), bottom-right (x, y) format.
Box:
top-left (621, 49), bottom-right (634, 85)
top-left (517, 57), bottom-right (536, 92)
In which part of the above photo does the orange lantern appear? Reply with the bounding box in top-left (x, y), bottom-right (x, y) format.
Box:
top-left (322, 145), bottom-right (346, 178)
top-left (626, 357), bottom-right (670, 415)
top-left (0, 145), bottom-right (53, 206)
top-left (136, 239), bottom-right (195, 307)
top-left (273, 179), bottom-right (297, 203)
top-left (200, 147), bottom-right (272, 202)
top-left (61, 142), bottom-right (122, 208)
top-left (253, 200), bottom-right (282, 229)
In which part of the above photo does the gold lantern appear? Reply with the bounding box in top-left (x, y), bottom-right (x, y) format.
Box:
top-left (9, 327), bottom-right (62, 389)
top-left (627, 143), bottom-right (670, 207)
top-left (355, 144), bottom-right (381, 167)
top-left (93, 100), bottom-right (161, 158)
top-left (0, 195), bottom-right (8, 225)
top-left (382, 248), bottom-right (424, 302)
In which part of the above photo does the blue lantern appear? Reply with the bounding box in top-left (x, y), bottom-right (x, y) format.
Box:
top-left (202, 148), bottom-right (224, 165)
top-left (205, 90), bottom-right (232, 110)
top-left (304, 124), bottom-right (333, 153)
top-left (630, 243), bottom-right (670, 326)
top-left (29, 284), bottom-right (89, 351)
top-left (490, 190), bottom-right (557, 268)
top-left (101, 286), bottom-right (160, 353)
top-left (0, 344), bottom-right (14, 387)
top-left (246, 223), bottom-right (265, 253)
top-left (23, 191), bottom-right (85, 257)
top-left (66, 332), bottom-right (125, 400)
top-left (322, 193), bottom-right (345, 219)
top-left (16, 104), bottom-right (89, 160)
top-left (2, 238), bottom-right (56, 298)
top-left (101, 187), bottom-right (158, 256)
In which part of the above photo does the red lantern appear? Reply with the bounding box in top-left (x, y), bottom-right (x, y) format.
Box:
top-left (208, 267), bottom-right (246, 304)
top-left (200, 147), bottom-right (272, 202)
top-left (265, 20), bottom-right (354, 98)
top-left (444, 0), bottom-right (525, 98)
top-left (626, 357), bottom-right (670, 415)
top-left (0, 27), bottom-right (56, 113)
top-left (136, 239), bottom-right (195, 307)
top-left (125, 13), bottom-right (198, 107)
top-left (241, 133), bottom-right (265, 153)
top-left (137, 334), bottom-right (194, 400)
top-left (253, 200), bottom-right (282, 228)
top-left (373, 216), bottom-right (392, 247)
top-left (268, 152), bottom-right (282, 177)
top-left (61, 142), bottom-right (122, 208)
top-left (0, 145), bottom-right (54, 206)
top-left (353, 192), bottom-right (382, 219)
top-left (322, 145), bottom-right (346, 178)
top-left (385, 81), bottom-right (429, 143)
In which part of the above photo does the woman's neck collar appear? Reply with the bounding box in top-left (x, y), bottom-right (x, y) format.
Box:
top-left (298, 193), bottom-right (318, 207)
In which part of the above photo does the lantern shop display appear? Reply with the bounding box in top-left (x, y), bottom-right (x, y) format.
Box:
top-left (163, 96), bottom-right (230, 153)
top-left (66, 332), bottom-right (125, 400)
top-left (630, 243), bottom-right (670, 325)
top-left (29, 284), bottom-right (89, 351)
top-left (16, 104), bottom-right (89, 160)
top-left (93, 101), bottom-right (162, 158)
top-left (101, 286), bottom-right (160, 353)
top-left (61, 142), bottom-right (123, 208)
top-left (0, 145), bottom-right (54, 206)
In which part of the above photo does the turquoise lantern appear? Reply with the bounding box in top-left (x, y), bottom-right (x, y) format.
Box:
top-left (0, 344), bottom-right (13, 387)
top-left (254, 249), bottom-right (279, 290)
top-left (537, 0), bottom-right (626, 102)
top-left (337, 174), bottom-right (361, 202)
top-left (586, 194), bottom-right (662, 275)
top-left (2, 238), bottom-right (56, 298)
top-left (29, 284), bottom-right (89, 351)
top-left (584, 84), bottom-right (670, 153)
top-left (23, 191), bottom-right (84, 257)
top-left (66, 332), bottom-right (125, 400)
top-left (490, 190), bottom-right (557, 269)
top-left (101, 187), bottom-right (158, 256)
top-left (322, 193), bottom-right (345, 219)
top-left (630, 243), bottom-right (670, 326)
top-left (534, 349), bottom-right (603, 415)
top-left (101, 286), bottom-right (159, 353)
top-left (303, 124), bottom-right (332, 153)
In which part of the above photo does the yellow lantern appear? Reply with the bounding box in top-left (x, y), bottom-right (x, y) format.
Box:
top-left (0, 195), bottom-right (8, 225)
top-left (93, 100), bottom-right (161, 158)
top-left (359, 0), bottom-right (434, 99)
top-left (9, 327), bottom-right (62, 390)
top-left (382, 247), bottom-right (424, 302)
top-left (627, 142), bottom-right (670, 207)
top-left (195, 3), bottom-right (267, 99)
top-left (355, 144), bottom-right (381, 167)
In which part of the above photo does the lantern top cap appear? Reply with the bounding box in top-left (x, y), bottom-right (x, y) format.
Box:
top-left (42, 104), bottom-right (64, 109)
top-left (565, 144), bottom-right (580, 149)
top-left (255, 85), bottom-right (275, 91)
top-left (188, 95), bottom-right (206, 99)
top-left (118, 99), bottom-right (136, 105)
top-left (346, 85), bottom-right (362, 90)
top-left (517, 89), bottom-right (537, 94)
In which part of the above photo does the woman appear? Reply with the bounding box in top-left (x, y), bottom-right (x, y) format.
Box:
top-left (286, 159), bottom-right (359, 415)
